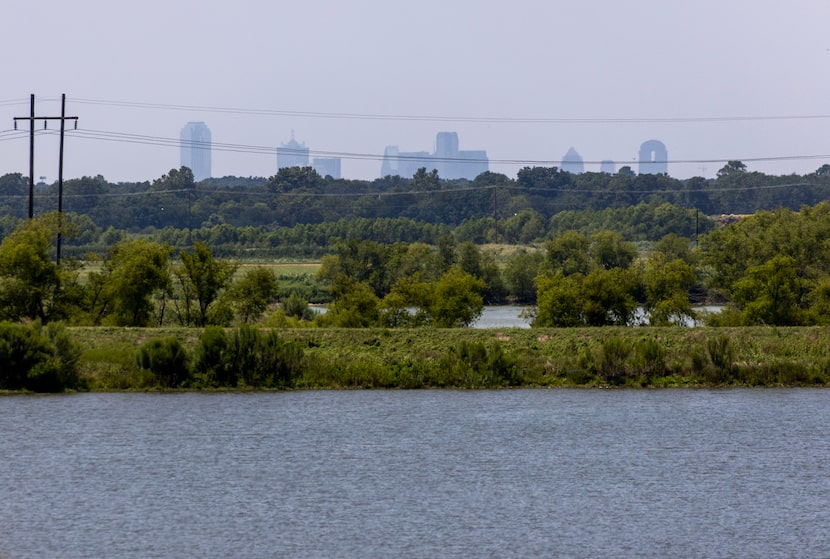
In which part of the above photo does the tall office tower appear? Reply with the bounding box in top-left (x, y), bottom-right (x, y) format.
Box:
top-left (561, 147), bottom-right (584, 174)
top-left (312, 157), bottom-right (342, 179)
top-left (639, 140), bottom-right (668, 175)
top-left (180, 122), bottom-right (212, 181)
top-left (277, 132), bottom-right (310, 170)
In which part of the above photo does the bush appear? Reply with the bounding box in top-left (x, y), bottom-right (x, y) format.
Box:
top-left (436, 341), bottom-right (520, 388)
top-left (596, 337), bottom-right (632, 384)
top-left (137, 336), bottom-right (190, 388)
top-left (707, 335), bottom-right (734, 374)
top-left (195, 325), bottom-right (304, 388)
top-left (192, 326), bottom-right (234, 387)
top-left (630, 338), bottom-right (667, 378)
top-left (282, 291), bottom-right (315, 321)
top-left (0, 321), bottom-right (81, 392)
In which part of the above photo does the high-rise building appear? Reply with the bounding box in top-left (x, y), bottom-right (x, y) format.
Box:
top-left (639, 140), bottom-right (668, 175)
top-left (380, 132), bottom-right (488, 180)
top-left (561, 147), bottom-right (584, 174)
top-left (277, 132), bottom-right (310, 170)
top-left (380, 146), bottom-right (431, 178)
top-left (600, 160), bottom-right (616, 174)
top-left (180, 122), bottom-right (211, 181)
top-left (312, 157), bottom-right (342, 179)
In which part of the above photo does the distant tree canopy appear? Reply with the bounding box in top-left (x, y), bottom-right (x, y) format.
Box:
top-left (1, 163), bottom-right (826, 241)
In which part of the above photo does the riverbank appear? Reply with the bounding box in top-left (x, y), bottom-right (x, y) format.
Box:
top-left (71, 326), bottom-right (830, 390)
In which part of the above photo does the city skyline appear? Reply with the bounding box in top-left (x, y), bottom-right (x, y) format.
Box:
top-left (177, 125), bottom-right (668, 182)
top-left (2, 1), bottom-right (829, 183)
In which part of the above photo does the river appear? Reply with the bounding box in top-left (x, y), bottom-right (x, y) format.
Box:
top-left (1, 390), bottom-right (828, 558)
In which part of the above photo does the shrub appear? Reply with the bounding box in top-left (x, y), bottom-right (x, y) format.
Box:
top-left (630, 338), bottom-right (667, 378)
top-left (282, 291), bottom-right (315, 321)
top-left (707, 335), bottom-right (734, 374)
top-left (137, 336), bottom-right (190, 388)
top-left (196, 325), bottom-right (304, 388)
top-left (436, 341), bottom-right (520, 388)
top-left (597, 337), bottom-right (632, 384)
top-left (193, 326), bottom-right (234, 387)
top-left (0, 321), bottom-right (81, 392)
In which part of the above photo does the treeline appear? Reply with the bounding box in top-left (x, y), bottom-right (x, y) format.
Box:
top-left (1, 161), bottom-right (828, 234)
top-left (1, 203), bottom-right (709, 260)
top-left (5, 202), bottom-right (830, 330)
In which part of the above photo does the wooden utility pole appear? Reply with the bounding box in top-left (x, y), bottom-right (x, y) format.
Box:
top-left (13, 94), bottom-right (78, 264)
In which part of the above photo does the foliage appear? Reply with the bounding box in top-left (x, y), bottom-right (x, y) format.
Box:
top-left (0, 214), bottom-right (64, 321)
top-left (281, 291), bottom-right (315, 321)
top-left (137, 336), bottom-right (190, 388)
top-left (92, 239), bottom-right (173, 326)
top-left (174, 242), bottom-right (238, 326)
top-left (61, 325), bottom-right (830, 390)
top-left (503, 249), bottom-right (543, 304)
top-left (193, 325), bottom-right (303, 388)
top-left (226, 267), bottom-right (279, 323)
top-left (319, 278), bottom-right (380, 327)
top-left (429, 267), bottom-right (486, 328)
top-left (643, 256), bottom-right (697, 326)
top-left (0, 321), bottom-right (81, 392)
top-left (699, 204), bottom-right (830, 325)
top-left (437, 341), bottom-right (520, 387)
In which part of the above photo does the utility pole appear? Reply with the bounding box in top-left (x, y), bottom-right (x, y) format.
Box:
top-left (13, 93), bottom-right (78, 264)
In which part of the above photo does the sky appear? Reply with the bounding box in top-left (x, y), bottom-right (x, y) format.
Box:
top-left (2, 0), bottom-right (830, 183)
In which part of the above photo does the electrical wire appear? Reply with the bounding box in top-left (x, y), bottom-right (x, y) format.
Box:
top-left (71, 97), bottom-right (830, 125)
top-left (56, 127), bottom-right (830, 168)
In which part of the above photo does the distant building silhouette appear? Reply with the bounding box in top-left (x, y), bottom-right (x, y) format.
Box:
top-left (180, 122), bottom-right (211, 181)
top-left (277, 132), bottom-right (309, 170)
top-left (600, 160), bottom-right (616, 174)
top-left (312, 157), bottom-right (342, 179)
top-left (561, 147), bottom-right (584, 174)
top-left (639, 140), bottom-right (668, 175)
top-left (381, 132), bottom-right (488, 179)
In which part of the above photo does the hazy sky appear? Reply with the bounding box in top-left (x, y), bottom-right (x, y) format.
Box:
top-left (3, 0), bottom-right (830, 183)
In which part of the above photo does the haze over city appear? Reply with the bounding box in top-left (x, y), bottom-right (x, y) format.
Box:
top-left (3, 0), bottom-right (830, 183)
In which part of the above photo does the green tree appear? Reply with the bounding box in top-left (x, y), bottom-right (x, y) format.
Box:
top-left (227, 267), bottom-right (279, 323)
top-left (652, 233), bottom-right (696, 266)
top-left (0, 214), bottom-right (65, 322)
top-left (267, 166), bottom-right (323, 193)
top-left (412, 167), bottom-right (440, 191)
top-left (94, 239), bottom-right (173, 326)
top-left (733, 255), bottom-right (804, 325)
top-left (590, 230), bottom-right (637, 270)
top-left (643, 256), bottom-right (696, 326)
top-left (545, 231), bottom-right (591, 276)
top-left (429, 267), bottom-right (485, 327)
top-left (379, 275), bottom-right (432, 327)
top-left (174, 242), bottom-right (238, 326)
top-left (717, 160), bottom-right (747, 177)
top-left (504, 250), bottom-right (543, 304)
top-left (581, 267), bottom-right (639, 326)
top-left (533, 272), bottom-right (583, 327)
top-left (320, 277), bottom-right (380, 327)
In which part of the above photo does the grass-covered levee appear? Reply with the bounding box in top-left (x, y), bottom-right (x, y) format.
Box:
top-left (52, 325), bottom-right (830, 391)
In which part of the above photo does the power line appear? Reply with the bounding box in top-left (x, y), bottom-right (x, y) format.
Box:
top-left (59, 127), bottom-right (830, 168)
top-left (71, 97), bottom-right (830, 125)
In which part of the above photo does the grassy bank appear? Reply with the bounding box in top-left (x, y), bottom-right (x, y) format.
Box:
top-left (70, 326), bottom-right (830, 390)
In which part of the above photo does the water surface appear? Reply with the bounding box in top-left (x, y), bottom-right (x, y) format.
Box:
top-left (1, 390), bottom-right (828, 558)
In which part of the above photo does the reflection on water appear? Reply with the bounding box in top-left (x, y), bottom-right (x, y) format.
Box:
top-left (472, 305), bottom-right (723, 328)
